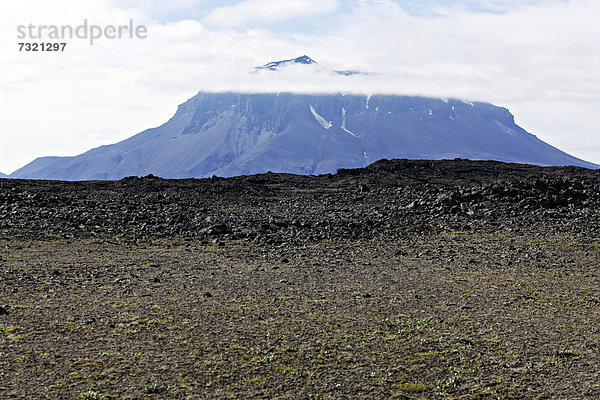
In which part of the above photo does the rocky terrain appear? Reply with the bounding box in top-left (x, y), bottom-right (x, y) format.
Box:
top-left (1, 158), bottom-right (600, 399)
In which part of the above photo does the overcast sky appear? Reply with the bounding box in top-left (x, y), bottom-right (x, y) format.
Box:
top-left (1, 0), bottom-right (599, 174)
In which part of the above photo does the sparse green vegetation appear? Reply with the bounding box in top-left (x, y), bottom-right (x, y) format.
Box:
top-left (141, 378), bottom-right (167, 394)
top-left (2, 160), bottom-right (600, 398)
top-left (3, 233), bottom-right (600, 398)
top-left (77, 390), bottom-right (105, 399)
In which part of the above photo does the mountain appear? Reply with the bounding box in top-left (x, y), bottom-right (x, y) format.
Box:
top-left (0, 172), bottom-right (7, 178)
top-left (256, 55), bottom-right (317, 70)
top-left (11, 92), bottom-right (598, 180)
top-left (255, 55), bottom-right (365, 76)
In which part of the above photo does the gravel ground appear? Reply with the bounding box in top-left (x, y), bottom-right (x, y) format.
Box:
top-left (1, 159), bottom-right (600, 399)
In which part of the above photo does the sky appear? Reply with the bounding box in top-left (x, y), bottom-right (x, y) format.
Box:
top-left (1, 0), bottom-right (599, 174)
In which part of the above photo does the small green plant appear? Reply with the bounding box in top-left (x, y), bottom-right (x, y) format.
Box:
top-left (142, 378), bottom-right (167, 394)
top-left (77, 390), bottom-right (104, 399)
top-left (398, 383), bottom-right (432, 393)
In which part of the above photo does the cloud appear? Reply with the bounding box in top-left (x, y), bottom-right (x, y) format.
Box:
top-left (426, 0), bottom-right (568, 14)
top-left (202, 0), bottom-right (340, 28)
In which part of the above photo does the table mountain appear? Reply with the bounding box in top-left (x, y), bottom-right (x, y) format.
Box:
top-left (11, 92), bottom-right (597, 180)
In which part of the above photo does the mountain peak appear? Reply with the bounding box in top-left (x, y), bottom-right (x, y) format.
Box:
top-left (294, 55), bottom-right (317, 64)
top-left (256, 55), bottom-right (317, 71)
top-left (255, 55), bottom-right (365, 76)
top-left (289, 55), bottom-right (318, 64)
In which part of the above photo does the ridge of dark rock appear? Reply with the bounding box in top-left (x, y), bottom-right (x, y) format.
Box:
top-left (2, 158), bottom-right (600, 242)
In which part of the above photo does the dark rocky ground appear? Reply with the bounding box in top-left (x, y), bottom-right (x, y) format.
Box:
top-left (1, 158), bottom-right (600, 399)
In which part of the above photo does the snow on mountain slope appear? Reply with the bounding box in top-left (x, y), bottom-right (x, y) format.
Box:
top-left (309, 105), bottom-right (333, 129)
top-left (11, 92), bottom-right (598, 181)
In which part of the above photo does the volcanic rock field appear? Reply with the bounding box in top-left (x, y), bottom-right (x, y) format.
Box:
top-left (1, 159), bottom-right (600, 399)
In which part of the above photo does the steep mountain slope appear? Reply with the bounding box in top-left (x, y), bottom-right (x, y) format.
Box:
top-left (11, 92), bottom-right (598, 180)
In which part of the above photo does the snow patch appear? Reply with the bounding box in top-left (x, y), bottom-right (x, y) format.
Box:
top-left (428, 109), bottom-right (433, 116)
top-left (363, 152), bottom-right (368, 159)
top-left (449, 116), bottom-right (455, 120)
top-left (309, 105), bottom-right (332, 129)
top-left (342, 127), bottom-right (358, 137)
top-left (341, 107), bottom-right (358, 138)
top-left (259, 128), bottom-right (276, 141)
top-left (366, 95), bottom-right (371, 110)
top-left (494, 120), bottom-right (517, 137)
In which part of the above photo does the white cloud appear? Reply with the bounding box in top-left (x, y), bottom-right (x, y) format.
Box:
top-left (202, 0), bottom-right (340, 28)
